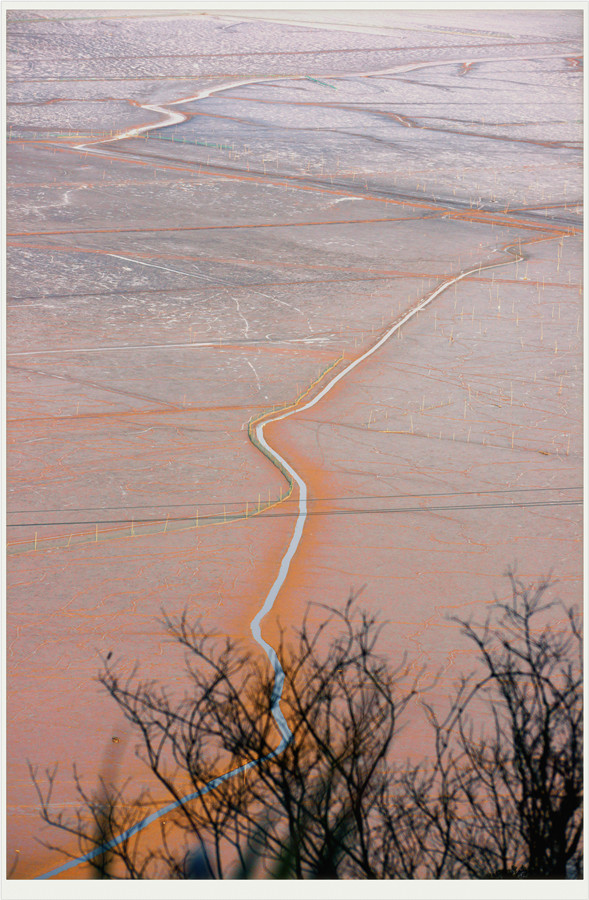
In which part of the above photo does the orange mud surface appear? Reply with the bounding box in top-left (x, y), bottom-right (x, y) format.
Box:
top-left (6, 9), bottom-right (583, 882)
top-left (267, 235), bottom-right (582, 735)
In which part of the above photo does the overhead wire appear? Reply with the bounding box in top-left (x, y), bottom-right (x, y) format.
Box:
top-left (7, 497), bottom-right (582, 529)
top-left (6, 484), bottom-right (582, 516)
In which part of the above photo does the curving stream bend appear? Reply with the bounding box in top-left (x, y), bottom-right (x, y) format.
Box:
top-left (36, 231), bottom-right (523, 878)
top-left (35, 52), bottom-right (554, 878)
top-left (35, 62), bottom-right (531, 875)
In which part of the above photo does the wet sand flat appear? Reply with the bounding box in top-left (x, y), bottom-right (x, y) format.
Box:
top-left (5, 9), bottom-right (582, 879)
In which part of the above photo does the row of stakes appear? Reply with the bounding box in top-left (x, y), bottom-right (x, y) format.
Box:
top-left (23, 484), bottom-right (292, 555)
top-left (13, 355), bottom-right (350, 555)
top-left (9, 235), bottom-right (580, 554)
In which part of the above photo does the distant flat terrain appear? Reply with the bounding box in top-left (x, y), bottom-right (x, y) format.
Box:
top-left (6, 9), bottom-right (582, 879)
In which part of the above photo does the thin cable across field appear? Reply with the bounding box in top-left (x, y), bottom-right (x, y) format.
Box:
top-left (35, 243), bottom-right (527, 881)
top-left (7, 484), bottom-right (582, 517)
top-left (8, 497), bottom-right (582, 529)
top-left (33, 44), bottom-right (568, 876)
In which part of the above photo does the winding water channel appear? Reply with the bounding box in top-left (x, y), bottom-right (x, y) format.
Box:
top-left (32, 42), bottom-right (576, 879)
top-left (36, 228), bottom-right (523, 878)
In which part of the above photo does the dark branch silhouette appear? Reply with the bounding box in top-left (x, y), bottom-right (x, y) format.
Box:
top-left (30, 574), bottom-right (582, 880)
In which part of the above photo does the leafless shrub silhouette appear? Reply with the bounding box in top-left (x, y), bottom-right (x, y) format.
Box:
top-left (403, 573), bottom-right (583, 879)
top-left (30, 574), bottom-right (582, 880)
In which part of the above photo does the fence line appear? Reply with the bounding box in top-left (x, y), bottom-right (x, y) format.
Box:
top-left (7, 354), bottom-right (346, 556)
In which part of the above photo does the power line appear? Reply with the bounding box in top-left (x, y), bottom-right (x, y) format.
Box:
top-left (6, 498), bottom-right (582, 529)
top-left (6, 485), bottom-right (581, 516)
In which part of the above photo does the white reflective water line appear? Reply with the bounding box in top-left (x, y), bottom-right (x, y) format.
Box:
top-left (29, 25), bottom-right (564, 881)
top-left (74, 51), bottom-right (571, 152)
top-left (36, 55), bottom-right (531, 877)
top-left (35, 241), bottom-right (522, 880)
top-left (75, 78), bottom-right (294, 150)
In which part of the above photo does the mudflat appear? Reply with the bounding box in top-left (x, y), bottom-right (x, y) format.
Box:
top-left (6, 9), bottom-right (582, 879)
